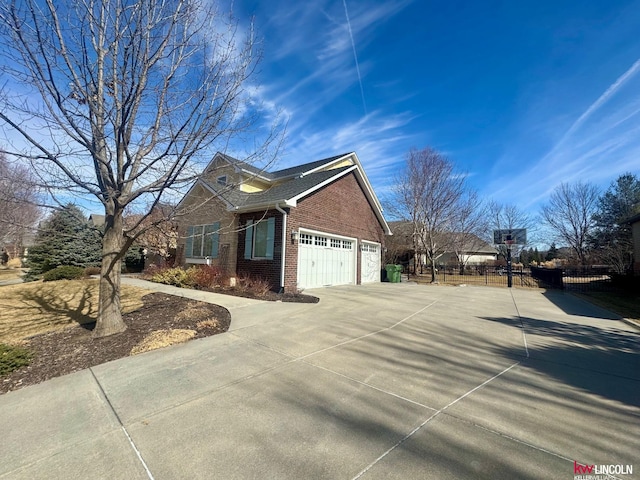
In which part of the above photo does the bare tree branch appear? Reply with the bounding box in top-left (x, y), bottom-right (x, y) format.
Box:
top-left (0, 0), bottom-right (282, 337)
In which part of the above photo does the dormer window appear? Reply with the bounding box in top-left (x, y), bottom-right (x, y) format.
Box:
top-left (217, 175), bottom-right (228, 186)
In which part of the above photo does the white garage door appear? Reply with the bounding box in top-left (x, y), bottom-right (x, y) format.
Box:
top-left (361, 241), bottom-right (381, 283)
top-left (298, 231), bottom-right (356, 289)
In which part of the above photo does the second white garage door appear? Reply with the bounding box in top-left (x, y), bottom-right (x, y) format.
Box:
top-left (297, 230), bottom-right (356, 289)
top-left (360, 241), bottom-right (381, 283)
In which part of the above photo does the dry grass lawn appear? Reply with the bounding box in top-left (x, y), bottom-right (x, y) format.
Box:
top-left (130, 329), bottom-right (197, 355)
top-left (573, 291), bottom-right (640, 322)
top-left (0, 267), bottom-right (25, 282)
top-left (0, 279), bottom-right (150, 344)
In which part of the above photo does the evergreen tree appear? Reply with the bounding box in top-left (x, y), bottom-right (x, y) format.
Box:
top-left (545, 244), bottom-right (559, 261)
top-left (26, 204), bottom-right (101, 279)
top-left (533, 247), bottom-right (541, 264)
top-left (590, 173), bottom-right (640, 273)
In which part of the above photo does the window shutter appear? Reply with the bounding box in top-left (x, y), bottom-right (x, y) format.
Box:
top-left (244, 220), bottom-right (254, 259)
top-left (211, 222), bottom-right (220, 258)
top-left (204, 223), bottom-right (219, 258)
top-left (186, 226), bottom-right (194, 257)
top-left (265, 217), bottom-right (275, 260)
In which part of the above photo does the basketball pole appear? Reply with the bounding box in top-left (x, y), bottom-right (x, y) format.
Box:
top-left (507, 243), bottom-right (513, 288)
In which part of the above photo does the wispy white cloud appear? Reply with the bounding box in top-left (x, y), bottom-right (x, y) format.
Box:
top-left (266, 0), bottom-right (412, 113)
top-left (274, 110), bottom-right (418, 185)
top-left (342, 0), bottom-right (367, 116)
top-left (560, 58), bottom-right (640, 142)
top-left (486, 57), bottom-right (640, 210)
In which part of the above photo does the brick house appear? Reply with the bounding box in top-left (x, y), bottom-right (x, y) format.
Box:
top-left (176, 152), bottom-right (391, 292)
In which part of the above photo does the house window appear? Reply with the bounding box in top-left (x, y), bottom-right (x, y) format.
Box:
top-left (244, 218), bottom-right (275, 260)
top-left (300, 233), bottom-right (313, 245)
top-left (343, 240), bottom-right (353, 250)
top-left (217, 175), bottom-right (227, 186)
top-left (331, 239), bottom-right (341, 248)
top-left (186, 223), bottom-right (220, 258)
top-left (315, 236), bottom-right (327, 247)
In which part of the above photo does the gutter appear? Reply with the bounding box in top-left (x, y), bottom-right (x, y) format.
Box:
top-left (274, 203), bottom-right (287, 293)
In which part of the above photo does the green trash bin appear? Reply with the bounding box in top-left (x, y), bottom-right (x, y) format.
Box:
top-left (385, 264), bottom-right (402, 283)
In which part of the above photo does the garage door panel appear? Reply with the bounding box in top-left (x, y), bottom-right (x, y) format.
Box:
top-left (298, 231), bottom-right (355, 289)
top-left (361, 242), bottom-right (381, 283)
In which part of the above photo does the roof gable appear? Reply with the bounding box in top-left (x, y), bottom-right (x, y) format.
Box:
top-left (182, 151), bottom-right (391, 234)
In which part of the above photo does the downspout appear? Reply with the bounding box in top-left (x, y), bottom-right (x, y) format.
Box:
top-left (275, 203), bottom-right (287, 293)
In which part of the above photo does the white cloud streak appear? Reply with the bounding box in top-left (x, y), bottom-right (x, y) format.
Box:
top-left (487, 57), bottom-right (640, 210)
top-left (342, 0), bottom-right (367, 116)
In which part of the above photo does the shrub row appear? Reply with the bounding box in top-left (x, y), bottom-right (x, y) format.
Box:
top-left (145, 265), bottom-right (273, 297)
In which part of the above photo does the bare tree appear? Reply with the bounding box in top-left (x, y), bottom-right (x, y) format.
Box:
top-left (0, 0), bottom-right (277, 336)
top-left (0, 152), bottom-right (42, 259)
top-left (391, 147), bottom-right (471, 283)
top-left (540, 182), bottom-right (599, 266)
top-left (447, 190), bottom-right (489, 273)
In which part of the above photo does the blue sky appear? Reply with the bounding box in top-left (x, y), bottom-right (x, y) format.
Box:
top-left (232, 0), bottom-right (640, 214)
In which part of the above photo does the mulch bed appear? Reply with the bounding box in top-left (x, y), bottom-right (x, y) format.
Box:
top-left (0, 293), bottom-right (231, 395)
top-left (207, 287), bottom-right (320, 303)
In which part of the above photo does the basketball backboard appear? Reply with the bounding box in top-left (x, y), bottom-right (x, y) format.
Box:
top-left (493, 229), bottom-right (527, 246)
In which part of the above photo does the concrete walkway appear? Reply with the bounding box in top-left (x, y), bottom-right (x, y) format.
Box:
top-left (1, 282), bottom-right (638, 479)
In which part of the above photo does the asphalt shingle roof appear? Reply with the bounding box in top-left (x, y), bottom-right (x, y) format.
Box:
top-left (202, 166), bottom-right (354, 209)
top-left (223, 152), bottom-right (352, 181)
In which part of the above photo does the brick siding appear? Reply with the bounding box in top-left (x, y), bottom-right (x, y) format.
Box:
top-left (236, 210), bottom-right (283, 290)
top-left (285, 172), bottom-right (386, 292)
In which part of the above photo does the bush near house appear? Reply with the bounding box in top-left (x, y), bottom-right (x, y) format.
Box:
top-left (0, 344), bottom-right (32, 375)
top-left (145, 265), bottom-right (275, 297)
top-left (148, 266), bottom-right (197, 288)
top-left (42, 265), bottom-right (87, 282)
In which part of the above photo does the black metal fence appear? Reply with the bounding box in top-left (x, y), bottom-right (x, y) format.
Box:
top-left (412, 264), bottom-right (538, 288)
top-left (540, 267), bottom-right (639, 293)
top-left (409, 264), bottom-right (639, 293)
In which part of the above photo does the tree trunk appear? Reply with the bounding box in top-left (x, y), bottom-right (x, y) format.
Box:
top-left (92, 209), bottom-right (127, 338)
top-left (428, 250), bottom-right (438, 283)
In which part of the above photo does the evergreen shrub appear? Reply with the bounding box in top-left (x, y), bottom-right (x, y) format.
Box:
top-left (0, 344), bottom-right (32, 376)
top-left (42, 265), bottom-right (86, 282)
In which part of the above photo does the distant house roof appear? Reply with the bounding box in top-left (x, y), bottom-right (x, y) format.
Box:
top-left (627, 212), bottom-right (640, 224)
top-left (88, 214), bottom-right (105, 227)
top-left (185, 152), bottom-right (391, 234)
top-left (389, 221), bottom-right (496, 254)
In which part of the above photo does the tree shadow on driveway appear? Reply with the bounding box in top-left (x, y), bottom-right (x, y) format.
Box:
top-left (479, 314), bottom-right (640, 407)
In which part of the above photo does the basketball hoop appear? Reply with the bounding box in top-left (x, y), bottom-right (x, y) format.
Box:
top-left (504, 239), bottom-right (516, 249)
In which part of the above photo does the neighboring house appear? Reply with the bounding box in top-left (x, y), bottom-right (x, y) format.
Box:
top-left (629, 212), bottom-right (640, 273)
top-left (88, 214), bottom-right (105, 228)
top-left (388, 221), bottom-right (497, 267)
top-left (176, 152), bottom-right (391, 292)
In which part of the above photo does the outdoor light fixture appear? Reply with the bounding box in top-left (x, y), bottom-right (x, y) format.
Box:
top-left (291, 230), bottom-right (299, 242)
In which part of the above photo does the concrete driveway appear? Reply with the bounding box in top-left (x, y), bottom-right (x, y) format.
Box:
top-left (1, 282), bottom-right (638, 479)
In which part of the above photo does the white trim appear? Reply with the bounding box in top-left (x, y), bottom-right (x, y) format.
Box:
top-left (185, 258), bottom-right (213, 265)
top-left (288, 165), bottom-right (358, 205)
top-left (275, 203), bottom-right (287, 291)
top-left (299, 153), bottom-right (353, 177)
